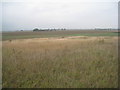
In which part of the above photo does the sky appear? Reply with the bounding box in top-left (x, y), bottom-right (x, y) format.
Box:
top-left (2, 0), bottom-right (119, 31)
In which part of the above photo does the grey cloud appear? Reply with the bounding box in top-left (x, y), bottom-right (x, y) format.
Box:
top-left (2, 1), bottom-right (118, 31)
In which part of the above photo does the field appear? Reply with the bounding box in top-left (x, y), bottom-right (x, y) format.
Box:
top-left (2, 30), bottom-right (118, 41)
top-left (2, 30), bottom-right (118, 88)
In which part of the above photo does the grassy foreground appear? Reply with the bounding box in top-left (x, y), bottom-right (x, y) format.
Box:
top-left (2, 36), bottom-right (118, 88)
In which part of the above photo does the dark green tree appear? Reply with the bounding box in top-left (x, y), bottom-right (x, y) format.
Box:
top-left (33, 28), bottom-right (39, 31)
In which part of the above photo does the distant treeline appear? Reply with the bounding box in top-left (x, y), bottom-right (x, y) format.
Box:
top-left (33, 28), bottom-right (66, 31)
top-left (94, 28), bottom-right (118, 30)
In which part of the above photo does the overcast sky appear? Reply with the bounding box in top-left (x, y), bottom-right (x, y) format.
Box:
top-left (2, 0), bottom-right (119, 31)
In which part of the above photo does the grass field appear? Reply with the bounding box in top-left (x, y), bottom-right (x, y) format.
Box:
top-left (2, 30), bottom-right (118, 41)
top-left (2, 30), bottom-right (118, 88)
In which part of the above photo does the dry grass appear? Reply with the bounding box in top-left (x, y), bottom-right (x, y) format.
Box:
top-left (2, 36), bottom-right (118, 88)
top-left (0, 41), bottom-right (2, 89)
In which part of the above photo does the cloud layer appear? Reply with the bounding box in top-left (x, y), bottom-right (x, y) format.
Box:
top-left (2, 1), bottom-right (118, 31)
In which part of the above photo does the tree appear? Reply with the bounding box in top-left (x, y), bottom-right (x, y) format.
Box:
top-left (33, 28), bottom-right (39, 31)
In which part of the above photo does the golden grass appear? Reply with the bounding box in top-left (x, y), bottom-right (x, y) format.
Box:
top-left (2, 36), bottom-right (118, 88)
top-left (0, 41), bottom-right (2, 89)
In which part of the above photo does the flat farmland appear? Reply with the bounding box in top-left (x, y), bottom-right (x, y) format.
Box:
top-left (2, 30), bottom-right (118, 41)
top-left (2, 30), bottom-right (118, 88)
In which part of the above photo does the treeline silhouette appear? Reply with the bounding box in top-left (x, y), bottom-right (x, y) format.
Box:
top-left (33, 28), bottom-right (66, 32)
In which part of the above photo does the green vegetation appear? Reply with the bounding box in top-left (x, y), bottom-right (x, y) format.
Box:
top-left (2, 35), bottom-right (59, 40)
top-left (70, 32), bottom-right (118, 36)
top-left (2, 36), bottom-right (118, 88)
top-left (2, 30), bottom-right (118, 41)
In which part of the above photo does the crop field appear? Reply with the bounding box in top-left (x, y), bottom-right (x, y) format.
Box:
top-left (2, 30), bottom-right (118, 88)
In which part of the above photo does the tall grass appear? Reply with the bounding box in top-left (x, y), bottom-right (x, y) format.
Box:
top-left (2, 36), bottom-right (118, 88)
